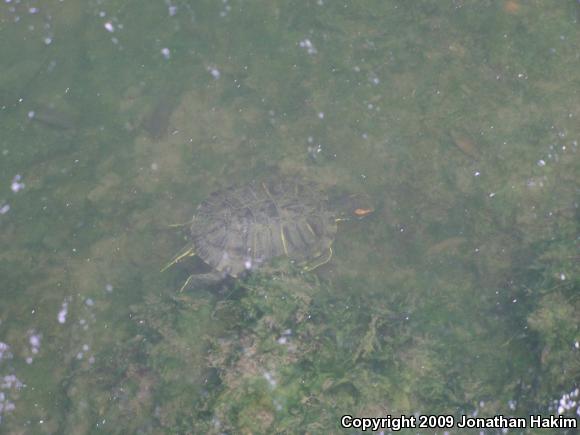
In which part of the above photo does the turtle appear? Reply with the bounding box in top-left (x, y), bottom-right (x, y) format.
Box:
top-left (162, 177), bottom-right (374, 291)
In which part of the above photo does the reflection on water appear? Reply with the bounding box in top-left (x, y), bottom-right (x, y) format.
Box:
top-left (0, 0), bottom-right (579, 432)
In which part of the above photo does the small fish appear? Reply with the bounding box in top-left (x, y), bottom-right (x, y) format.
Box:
top-left (29, 107), bottom-right (75, 130)
top-left (427, 237), bottom-right (467, 255)
top-left (142, 94), bottom-right (179, 139)
top-left (450, 131), bottom-right (480, 159)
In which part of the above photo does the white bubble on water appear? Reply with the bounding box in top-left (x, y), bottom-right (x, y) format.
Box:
top-left (57, 300), bottom-right (69, 324)
top-left (208, 66), bottom-right (220, 79)
top-left (299, 38), bottom-right (317, 55)
top-left (29, 334), bottom-right (41, 348)
top-left (10, 174), bottom-right (25, 193)
top-left (0, 342), bottom-right (11, 362)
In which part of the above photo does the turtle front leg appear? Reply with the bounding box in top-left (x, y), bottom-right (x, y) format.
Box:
top-left (180, 271), bottom-right (225, 291)
top-left (303, 247), bottom-right (333, 272)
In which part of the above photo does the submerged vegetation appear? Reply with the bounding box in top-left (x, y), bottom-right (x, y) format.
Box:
top-left (0, 0), bottom-right (578, 433)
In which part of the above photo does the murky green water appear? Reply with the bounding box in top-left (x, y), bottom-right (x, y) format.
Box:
top-left (1, 1), bottom-right (578, 433)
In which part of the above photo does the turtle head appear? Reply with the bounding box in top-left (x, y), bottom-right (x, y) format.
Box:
top-left (332, 192), bottom-right (374, 221)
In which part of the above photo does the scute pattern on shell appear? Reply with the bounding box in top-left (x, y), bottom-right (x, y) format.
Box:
top-left (190, 178), bottom-right (338, 277)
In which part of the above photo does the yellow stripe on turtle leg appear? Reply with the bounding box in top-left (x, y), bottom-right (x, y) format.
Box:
top-left (280, 225), bottom-right (288, 256)
top-left (167, 217), bottom-right (195, 228)
top-left (303, 246), bottom-right (333, 272)
top-left (179, 274), bottom-right (196, 292)
top-left (160, 246), bottom-right (196, 272)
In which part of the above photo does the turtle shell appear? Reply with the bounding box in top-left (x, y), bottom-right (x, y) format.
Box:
top-left (190, 178), bottom-right (338, 277)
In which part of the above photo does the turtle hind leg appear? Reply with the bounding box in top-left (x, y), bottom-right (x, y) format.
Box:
top-left (180, 271), bottom-right (225, 292)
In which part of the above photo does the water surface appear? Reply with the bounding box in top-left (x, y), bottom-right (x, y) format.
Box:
top-left (0, 1), bottom-right (578, 433)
